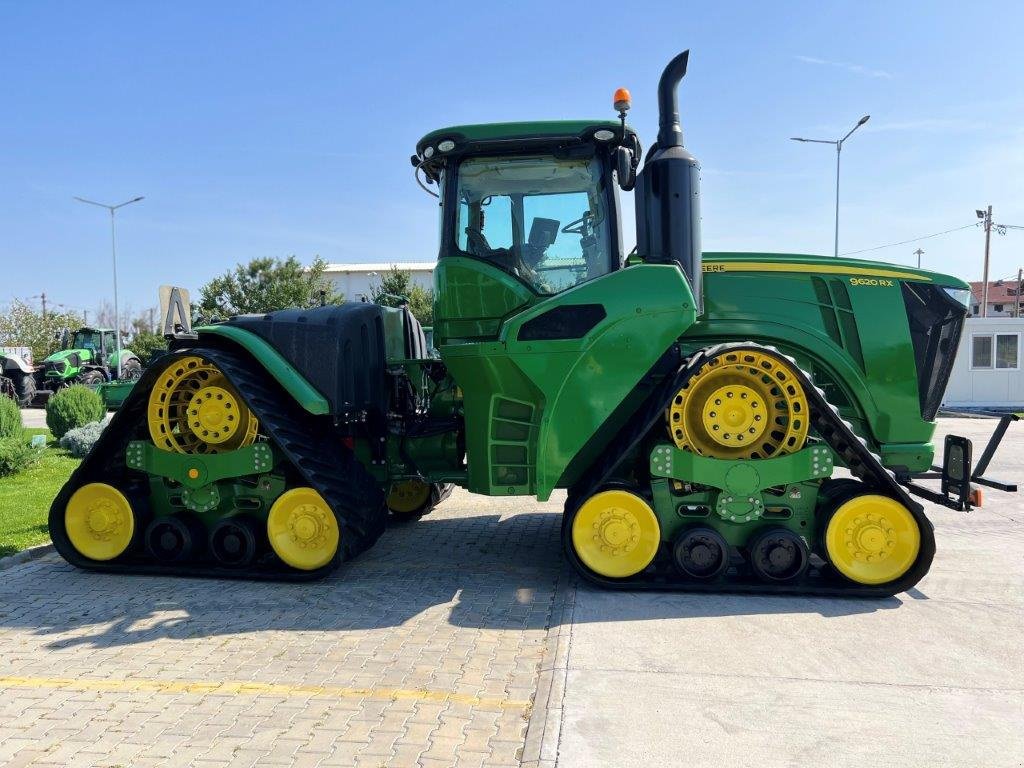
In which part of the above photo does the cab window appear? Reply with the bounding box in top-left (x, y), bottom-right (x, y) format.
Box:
top-left (454, 155), bottom-right (614, 295)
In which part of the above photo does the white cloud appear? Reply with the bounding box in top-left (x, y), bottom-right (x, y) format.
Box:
top-left (795, 55), bottom-right (893, 79)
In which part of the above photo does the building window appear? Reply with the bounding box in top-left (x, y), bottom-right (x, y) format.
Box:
top-left (971, 333), bottom-right (1019, 370)
top-left (997, 334), bottom-right (1019, 369)
top-left (994, 304), bottom-right (1004, 313)
top-left (972, 335), bottom-right (993, 368)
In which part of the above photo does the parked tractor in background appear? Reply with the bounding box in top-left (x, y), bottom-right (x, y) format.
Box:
top-left (36, 327), bottom-right (142, 399)
top-left (0, 346), bottom-right (38, 406)
top-left (51, 50), bottom-right (1007, 596)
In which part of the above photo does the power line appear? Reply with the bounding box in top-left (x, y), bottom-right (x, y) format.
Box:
top-left (839, 223), bottom-right (978, 256)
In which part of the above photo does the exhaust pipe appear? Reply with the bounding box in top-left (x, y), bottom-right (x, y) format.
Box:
top-left (635, 49), bottom-right (703, 314)
top-left (657, 50), bottom-right (689, 148)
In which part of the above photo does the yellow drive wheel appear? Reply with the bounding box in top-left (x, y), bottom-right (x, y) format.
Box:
top-left (64, 483), bottom-right (136, 561)
top-left (824, 494), bottom-right (920, 585)
top-left (571, 490), bottom-right (661, 579)
top-left (266, 487), bottom-right (340, 571)
top-left (147, 355), bottom-right (258, 454)
top-left (387, 480), bottom-right (432, 516)
top-left (666, 349), bottom-right (809, 459)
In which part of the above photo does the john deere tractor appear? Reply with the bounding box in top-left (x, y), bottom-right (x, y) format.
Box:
top-left (37, 327), bottom-right (142, 397)
top-left (52, 51), bottom-right (988, 595)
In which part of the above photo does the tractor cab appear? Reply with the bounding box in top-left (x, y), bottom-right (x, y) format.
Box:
top-left (416, 53), bottom-right (701, 348)
top-left (69, 328), bottom-right (116, 359)
top-left (415, 121), bottom-right (640, 345)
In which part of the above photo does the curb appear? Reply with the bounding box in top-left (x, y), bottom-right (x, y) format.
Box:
top-left (521, 569), bottom-right (576, 768)
top-left (0, 542), bottom-right (55, 572)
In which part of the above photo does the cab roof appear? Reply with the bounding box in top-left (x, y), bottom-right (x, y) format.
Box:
top-left (415, 120), bottom-right (636, 160)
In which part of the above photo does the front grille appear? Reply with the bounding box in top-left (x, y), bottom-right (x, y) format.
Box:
top-left (901, 283), bottom-right (967, 421)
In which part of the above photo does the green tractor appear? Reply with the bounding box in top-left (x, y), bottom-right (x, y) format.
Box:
top-left (37, 326), bottom-right (142, 399)
top-left (51, 51), bottom-right (997, 595)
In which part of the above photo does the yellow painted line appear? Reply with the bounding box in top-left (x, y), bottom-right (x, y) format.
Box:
top-left (0, 675), bottom-right (530, 710)
top-left (702, 261), bottom-right (930, 281)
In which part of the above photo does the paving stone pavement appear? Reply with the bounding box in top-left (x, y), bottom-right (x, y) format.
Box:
top-left (0, 489), bottom-right (568, 767)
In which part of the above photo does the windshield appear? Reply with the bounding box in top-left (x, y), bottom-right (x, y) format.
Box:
top-left (72, 330), bottom-right (101, 351)
top-left (454, 155), bottom-right (614, 294)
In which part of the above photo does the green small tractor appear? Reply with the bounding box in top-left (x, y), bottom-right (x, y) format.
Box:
top-left (50, 50), bottom-right (1007, 596)
top-left (36, 327), bottom-right (142, 400)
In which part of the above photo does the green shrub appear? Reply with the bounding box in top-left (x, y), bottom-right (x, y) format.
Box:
top-left (46, 385), bottom-right (105, 439)
top-left (0, 434), bottom-right (42, 477)
top-left (0, 395), bottom-right (20, 439)
top-left (59, 417), bottom-right (110, 458)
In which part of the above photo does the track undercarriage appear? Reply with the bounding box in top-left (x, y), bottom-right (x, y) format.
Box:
top-left (49, 348), bottom-right (446, 581)
top-left (562, 344), bottom-right (936, 597)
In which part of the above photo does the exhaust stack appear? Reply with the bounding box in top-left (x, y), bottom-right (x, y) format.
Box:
top-left (635, 50), bottom-right (703, 313)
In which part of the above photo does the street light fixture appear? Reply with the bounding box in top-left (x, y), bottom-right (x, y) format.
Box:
top-left (791, 115), bottom-right (870, 257)
top-left (73, 195), bottom-right (145, 378)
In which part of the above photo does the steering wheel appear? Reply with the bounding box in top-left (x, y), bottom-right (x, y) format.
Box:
top-left (561, 212), bottom-right (592, 236)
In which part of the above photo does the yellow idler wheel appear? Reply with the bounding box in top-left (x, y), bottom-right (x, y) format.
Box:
top-left (571, 490), bottom-right (661, 579)
top-left (666, 349), bottom-right (809, 459)
top-left (824, 494), bottom-right (920, 585)
top-left (266, 487), bottom-right (340, 571)
top-left (64, 483), bottom-right (136, 561)
top-left (147, 355), bottom-right (258, 454)
top-left (387, 480), bottom-right (432, 516)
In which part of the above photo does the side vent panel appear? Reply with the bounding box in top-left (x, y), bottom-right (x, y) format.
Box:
top-left (489, 397), bottom-right (537, 493)
top-left (811, 277), bottom-right (866, 373)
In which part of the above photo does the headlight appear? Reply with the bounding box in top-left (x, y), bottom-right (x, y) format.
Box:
top-left (942, 287), bottom-right (972, 308)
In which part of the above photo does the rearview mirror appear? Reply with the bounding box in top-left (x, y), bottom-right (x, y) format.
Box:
top-left (616, 146), bottom-right (636, 191)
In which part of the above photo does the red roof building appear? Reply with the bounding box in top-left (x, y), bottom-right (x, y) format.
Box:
top-left (968, 279), bottom-right (1023, 317)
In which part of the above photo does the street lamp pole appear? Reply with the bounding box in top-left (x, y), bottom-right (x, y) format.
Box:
top-left (73, 195), bottom-right (144, 378)
top-left (791, 115), bottom-right (870, 258)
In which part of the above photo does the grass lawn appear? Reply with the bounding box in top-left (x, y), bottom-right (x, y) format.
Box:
top-left (0, 428), bottom-right (80, 557)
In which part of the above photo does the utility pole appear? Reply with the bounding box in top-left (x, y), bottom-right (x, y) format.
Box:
top-left (913, 248), bottom-right (924, 268)
top-left (980, 205), bottom-right (993, 318)
top-left (31, 292), bottom-right (48, 318)
top-left (1016, 268), bottom-right (1022, 318)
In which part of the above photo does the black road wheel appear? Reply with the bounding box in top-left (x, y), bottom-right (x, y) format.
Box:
top-left (79, 370), bottom-right (105, 387)
top-left (672, 526), bottom-right (731, 580)
top-left (209, 515), bottom-right (262, 567)
top-left (121, 358), bottom-right (143, 380)
top-left (748, 527), bottom-right (810, 582)
top-left (9, 371), bottom-right (37, 407)
top-left (145, 514), bottom-right (205, 564)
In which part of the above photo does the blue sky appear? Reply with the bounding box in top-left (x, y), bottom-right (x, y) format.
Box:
top-left (2, 1), bottom-right (1023, 317)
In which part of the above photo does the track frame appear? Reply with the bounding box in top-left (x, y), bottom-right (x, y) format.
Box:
top-left (563, 343), bottom-right (937, 597)
top-left (49, 347), bottom-right (386, 581)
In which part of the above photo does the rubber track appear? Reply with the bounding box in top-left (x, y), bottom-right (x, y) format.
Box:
top-left (49, 348), bottom-right (386, 581)
top-left (563, 342), bottom-right (937, 597)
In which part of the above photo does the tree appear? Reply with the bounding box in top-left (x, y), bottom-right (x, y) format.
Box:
top-left (128, 330), bottom-right (168, 365)
top-left (369, 265), bottom-right (434, 326)
top-left (94, 301), bottom-right (159, 334)
top-left (0, 299), bottom-right (87, 362)
top-left (197, 256), bottom-right (342, 319)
